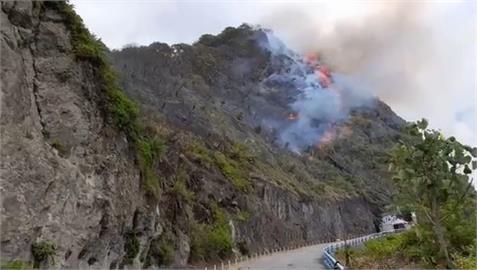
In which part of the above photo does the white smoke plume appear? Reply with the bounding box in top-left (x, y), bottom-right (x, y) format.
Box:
top-left (259, 31), bottom-right (373, 152)
top-left (260, 2), bottom-right (476, 146)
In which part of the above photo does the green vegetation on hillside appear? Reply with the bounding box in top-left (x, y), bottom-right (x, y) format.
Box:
top-left (0, 260), bottom-right (32, 270)
top-left (186, 140), bottom-right (252, 191)
top-left (46, 1), bottom-right (165, 199)
top-left (189, 203), bottom-right (233, 262)
top-left (31, 241), bottom-right (56, 268)
top-left (146, 232), bottom-right (175, 267)
top-left (122, 230), bottom-right (140, 265)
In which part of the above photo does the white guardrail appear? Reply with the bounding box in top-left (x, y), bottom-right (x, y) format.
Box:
top-left (323, 231), bottom-right (398, 269)
top-left (202, 237), bottom-right (347, 270)
top-left (200, 231), bottom-right (398, 270)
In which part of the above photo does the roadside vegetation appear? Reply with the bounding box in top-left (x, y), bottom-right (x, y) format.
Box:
top-left (336, 231), bottom-right (423, 269)
top-left (337, 119), bottom-right (477, 269)
top-left (189, 203), bottom-right (233, 262)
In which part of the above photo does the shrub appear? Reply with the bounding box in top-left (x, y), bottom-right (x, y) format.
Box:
top-left (453, 250), bottom-right (476, 269)
top-left (229, 142), bottom-right (255, 164)
top-left (136, 136), bottom-right (166, 199)
top-left (136, 136), bottom-right (166, 167)
top-left (236, 210), bottom-right (250, 222)
top-left (123, 231), bottom-right (140, 265)
top-left (363, 234), bottom-right (405, 259)
top-left (335, 230), bottom-right (427, 269)
top-left (186, 140), bottom-right (253, 192)
top-left (187, 142), bottom-right (214, 168)
top-left (213, 152), bottom-right (250, 191)
top-left (0, 260), bottom-right (32, 270)
top-left (135, 137), bottom-right (163, 198)
top-left (196, 34), bottom-right (216, 46)
top-left (208, 223), bottom-right (233, 258)
top-left (237, 241), bottom-right (249, 256)
top-left (31, 241), bottom-right (56, 268)
top-left (50, 138), bottom-right (68, 156)
top-left (196, 27), bottom-right (240, 47)
top-left (190, 223), bottom-right (233, 262)
top-left (170, 169), bottom-right (195, 203)
top-left (57, 2), bottom-right (104, 64)
top-left (189, 206), bottom-right (233, 262)
top-left (157, 242), bottom-right (174, 266)
top-left (142, 166), bottom-right (160, 198)
top-left (106, 80), bottom-right (140, 135)
top-left (147, 233), bottom-right (175, 267)
top-left (310, 182), bottom-right (327, 195)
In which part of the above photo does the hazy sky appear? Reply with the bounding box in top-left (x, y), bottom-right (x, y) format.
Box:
top-left (72, 0), bottom-right (476, 147)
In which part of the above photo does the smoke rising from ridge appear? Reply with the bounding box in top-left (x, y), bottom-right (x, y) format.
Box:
top-left (259, 31), bottom-right (373, 153)
top-left (260, 2), bottom-right (476, 145)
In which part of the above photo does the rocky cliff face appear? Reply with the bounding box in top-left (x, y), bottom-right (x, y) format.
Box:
top-left (1, 2), bottom-right (405, 269)
top-left (1, 2), bottom-right (158, 268)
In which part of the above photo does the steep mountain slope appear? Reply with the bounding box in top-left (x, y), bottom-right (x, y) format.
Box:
top-left (1, 2), bottom-right (405, 269)
top-left (111, 25), bottom-right (405, 211)
top-left (110, 24), bottom-right (407, 265)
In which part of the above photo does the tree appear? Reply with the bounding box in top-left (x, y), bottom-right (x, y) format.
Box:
top-left (389, 119), bottom-right (476, 268)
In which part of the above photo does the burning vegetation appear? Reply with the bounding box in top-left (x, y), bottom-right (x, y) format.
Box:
top-left (287, 112), bottom-right (299, 121)
top-left (261, 33), bottom-right (370, 154)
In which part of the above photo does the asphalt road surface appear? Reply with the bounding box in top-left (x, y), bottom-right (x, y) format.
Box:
top-left (234, 243), bottom-right (330, 270)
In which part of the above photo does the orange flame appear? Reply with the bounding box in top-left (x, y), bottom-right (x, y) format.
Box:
top-left (314, 128), bottom-right (336, 152)
top-left (315, 69), bottom-right (332, 88)
top-left (338, 125), bottom-right (353, 138)
top-left (304, 52), bottom-right (333, 89)
top-left (287, 112), bottom-right (299, 120)
top-left (305, 52), bottom-right (319, 66)
top-left (315, 125), bottom-right (353, 151)
top-left (318, 66), bottom-right (331, 77)
top-left (318, 129), bottom-right (335, 146)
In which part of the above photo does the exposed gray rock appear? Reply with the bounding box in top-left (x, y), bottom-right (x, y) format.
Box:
top-left (173, 230), bottom-right (190, 266)
top-left (0, 2), bottom-right (157, 268)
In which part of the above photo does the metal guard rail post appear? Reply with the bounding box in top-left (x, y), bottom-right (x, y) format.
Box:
top-left (322, 232), bottom-right (393, 270)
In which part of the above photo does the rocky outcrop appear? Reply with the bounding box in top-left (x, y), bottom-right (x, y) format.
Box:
top-left (1, 2), bottom-right (157, 268)
top-left (1, 2), bottom-right (404, 269)
top-left (234, 181), bottom-right (375, 253)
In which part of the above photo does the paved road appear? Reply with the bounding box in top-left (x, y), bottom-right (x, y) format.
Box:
top-left (234, 243), bottom-right (329, 270)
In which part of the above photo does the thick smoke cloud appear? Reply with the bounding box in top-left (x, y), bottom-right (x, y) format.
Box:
top-left (259, 31), bottom-right (373, 152)
top-left (260, 2), bottom-right (476, 146)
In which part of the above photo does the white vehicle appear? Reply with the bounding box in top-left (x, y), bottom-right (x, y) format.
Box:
top-left (380, 214), bottom-right (411, 232)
